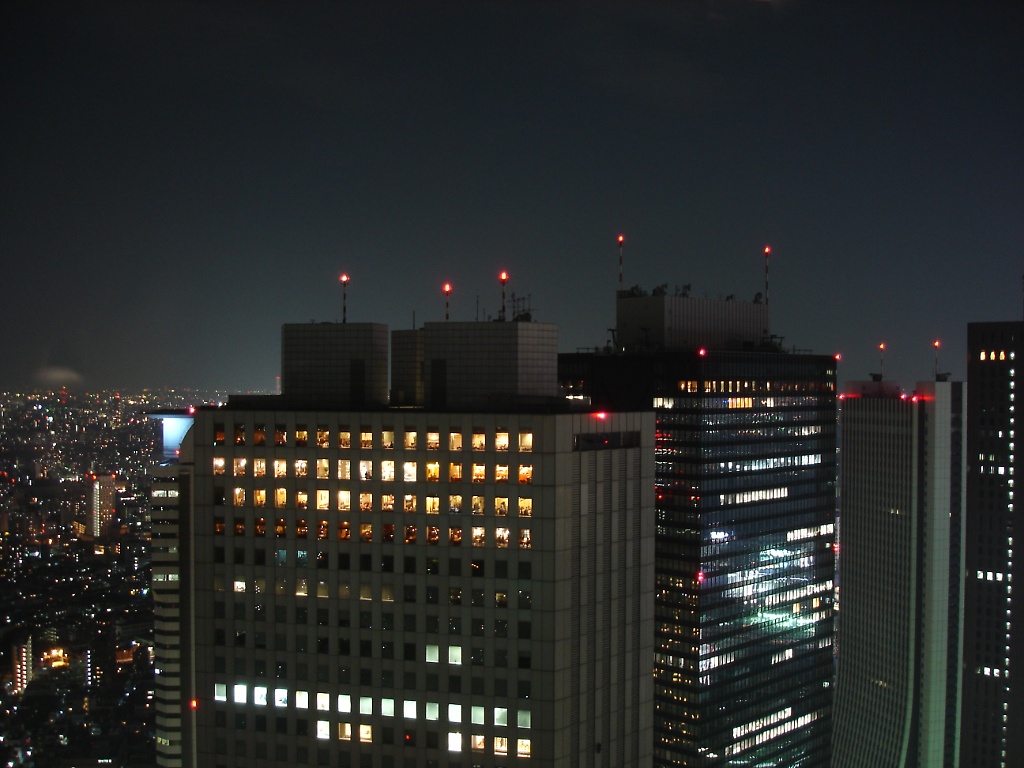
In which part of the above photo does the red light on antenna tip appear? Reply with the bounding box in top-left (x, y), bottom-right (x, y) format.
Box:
top-left (618, 234), bottom-right (624, 243)
top-left (443, 283), bottom-right (452, 294)
top-left (933, 340), bottom-right (940, 348)
top-left (340, 273), bottom-right (350, 283)
top-left (879, 342), bottom-right (886, 351)
top-left (499, 271), bottom-right (508, 282)
top-left (834, 354), bottom-right (841, 361)
top-left (764, 245), bottom-right (771, 254)
top-left (698, 348), bottom-right (707, 357)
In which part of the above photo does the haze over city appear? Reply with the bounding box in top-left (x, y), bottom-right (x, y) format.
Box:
top-left (2, 0), bottom-right (1021, 391)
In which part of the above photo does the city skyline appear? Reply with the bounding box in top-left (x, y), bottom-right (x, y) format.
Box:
top-left (2, 1), bottom-right (1022, 392)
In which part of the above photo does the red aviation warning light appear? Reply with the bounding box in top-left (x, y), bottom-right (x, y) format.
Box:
top-left (764, 245), bottom-right (771, 255)
top-left (190, 699), bottom-right (198, 710)
top-left (443, 282), bottom-right (452, 295)
top-left (499, 271), bottom-right (508, 284)
top-left (698, 348), bottom-right (707, 357)
top-left (618, 234), bottom-right (624, 244)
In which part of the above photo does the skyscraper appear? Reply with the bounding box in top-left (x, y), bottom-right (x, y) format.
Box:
top-left (960, 321), bottom-right (1023, 768)
top-left (560, 288), bottom-right (837, 767)
top-left (832, 378), bottom-right (965, 768)
top-left (156, 319), bottom-right (655, 767)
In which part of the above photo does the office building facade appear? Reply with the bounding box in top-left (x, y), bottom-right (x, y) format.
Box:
top-left (960, 321), bottom-right (1023, 768)
top-left (832, 379), bottom-right (965, 767)
top-left (560, 290), bottom-right (837, 767)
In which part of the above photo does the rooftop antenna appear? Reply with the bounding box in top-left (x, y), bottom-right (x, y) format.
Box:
top-left (339, 273), bottom-right (350, 323)
top-left (499, 270), bottom-right (509, 321)
top-left (618, 234), bottom-right (625, 292)
top-left (933, 339), bottom-right (940, 380)
top-left (443, 282), bottom-right (452, 321)
top-left (763, 245), bottom-right (772, 336)
top-left (879, 342), bottom-right (886, 380)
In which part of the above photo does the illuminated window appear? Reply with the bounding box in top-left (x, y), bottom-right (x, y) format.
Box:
top-left (359, 724), bottom-right (372, 743)
top-left (317, 519), bottom-right (329, 540)
top-left (338, 694), bottom-right (352, 713)
top-left (214, 683), bottom-right (227, 702)
top-left (295, 428), bottom-right (308, 447)
top-left (495, 497), bottom-right (508, 516)
top-left (317, 490), bottom-right (330, 510)
top-left (494, 736), bottom-right (508, 755)
top-left (359, 431), bottom-right (372, 449)
top-left (253, 458), bottom-right (266, 477)
top-left (213, 457), bottom-right (226, 475)
top-left (519, 529), bottom-right (532, 549)
top-left (275, 689), bottom-right (288, 707)
top-left (296, 519), bottom-right (308, 538)
top-left (274, 460), bottom-right (287, 478)
top-left (404, 525), bottom-right (417, 544)
top-left (471, 734), bottom-right (486, 751)
top-left (427, 431), bottom-right (440, 450)
top-left (496, 528), bottom-right (510, 548)
top-left (233, 684), bottom-right (247, 704)
top-left (426, 702), bottom-right (439, 720)
top-left (233, 425), bottom-right (245, 446)
top-left (448, 646), bottom-right (463, 665)
top-left (274, 425), bottom-right (287, 446)
top-left (426, 462), bottom-right (441, 481)
top-left (518, 432), bottom-right (533, 452)
top-left (403, 462), bottom-right (418, 482)
top-left (472, 527), bottom-right (485, 547)
top-left (426, 496), bottom-right (440, 514)
top-left (254, 686), bottom-right (268, 706)
top-left (449, 494), bottom-right (463, 513)
top-left (472, 432), bottom-right (485, 451)
top-left (315, 426), bottom-right (329, 449)
top-left (449, 527), bottom-right (463, 546)
top-left (338, 723), bottom-right (351, 740)
top-left (296, 691), bottom-right (309, 709)
top-left (427, 526), bottom-right (440, 545)
top-left (338, 490), bottom-right (351, 511)
top-left (338, 521), bottom-right (351, 541)
top-left (338, 460), bottom-right (351, 480)
top-left (338, 431), bottom-right (351, 449)
top-left (495, 591), bottom-right (507, 607)
top-left (233, 458), bottom-right (247, 476)
top-left (360, 460), bottom-right (373, 480)
top-left (360, 696), bottom-right (373, 715)
top-left (495, 464), bottom-right (509, 483)
top-left (449, 463), bottom-right (463, 482)
top-left (472, 464), bottom-right (486, 483)
top-left (296, 491), bottom-right (308, 510)
top-left (518, 710), bottom-right (531, 728)
top-left (382, 430), bottom-right (395, 448)
top-left (316, 720), bottom-right (330, 740)
top-left (381, 460), bottom-right (395, 481)
top-left (472, 496), bottom-right (485, 515)
top-left (213, 425), bottom-right (226, 445)
top-left (448, 733), bottom-right (463, 751)
top-left (359, 493), bottom-right (373, 511)
top-left (360, 524), bottom-right (372, 542)
top-left (426, 644), bottom-right (440, 662)
top-left (383, 524), bottom-right (395, 543)
top-left (214, 517), bottom-right (225, 534)
top-left (233, 488), bottom-right (246, 506)
top-left (404, 431), bottom-right (417, 450)
top-left (234, 518), bottom-right (245, 535)
top-left (317, 693), bottom-right (330, 711)
top-left (275, 517), bottom-right (287, 536)
top-left (518, 465), bottom-right (533, 484)
top-left (316, 459), bottom-right (329, 479)
top-left (495, 432), bottom-right (509, 451)
top-left (275, 488), bottom-right (287, 508)
top-left (403, 494), bottom-right (417, 512)
top-left (518, 498), bottom-right (532, 517)
top-left (295, 459), bottom-right (308, 478)
top-left (233, 579), bottom-right (246, 593)
top-left (403, 701), bottom-right (416, 719)
top-left (449, 432), bottom-right (463, 450)
top-left (517, 738), bottom-right (531, 757)
top-left (382, 494), bottom-right (395, 511)
top-left (255, 517), bottom-right (266, 535)
top-left (317, 580), bottom-right (328, 597)
top-left (254, 424), bottom-right (266, 446)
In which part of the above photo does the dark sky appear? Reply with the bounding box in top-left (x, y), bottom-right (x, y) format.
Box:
top-left (2, 0), bottom-right (1022, 392)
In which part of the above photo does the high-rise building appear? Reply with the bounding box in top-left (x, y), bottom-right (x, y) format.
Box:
top-left (960, 321), bottom-right (1023, 768)
top-left (157, 319), bottom-right (655, 768)
top-left (11, 630), bottom-right (33, 694)
top-left (89, 473), bottom-right (117, 539)
top-left (560, 288), bottom-right (837, 767)
top-left (832, 378), bottom-right (965, 768)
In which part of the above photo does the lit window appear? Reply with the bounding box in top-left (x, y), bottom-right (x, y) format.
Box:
top-left (472, 432), bottom-right (485, 451)
top-left (274, 460), bottom-right (287, 478)
top-left (317, 519), bottom-right (329, 540)
top-left (495, 497), bottom-right (508, 516)
top-left (233, 458), bottom-right (247, 476)
top-left (382, 494), bottom-right (395, 511)
top-left (295, 428), bottom-right (308, 447)
top-left (253, 489), bottom-right (266, 508)
top-left (427, 432), bottom-right (440, 450)
top-left (471, 706), bottom-right (485, 725)
top-left (274, 689), bottom-right (288, 707)
top-left (254, 686), bottom-right (268, 706)
top-left (316, 426), bottom-right (330, 449)
top-left (427, 526), bottom-right (440, 544)
top-left (450, 494), bottom-right (463, 513)
top-left (360, 524), bottom-right (372, 542)
top-left (338, 694), bottom-right (351, 713)
top-left (338, 431), bottom-right (351, 449)
top-left (233, 488), bottom-right (245, 506)
top-left (275, 488), bottom-right (287, 508)
top-left (254, 424), bottom-right (266, 446)
top-left (496, 528), bottom-right (510, 548)
top-left (448, 732), bottom-right (463, 751)
top-left (472, 464), bottom-right (486, 482)
top-left (471, 734), bottom-right (486, 751)
top-left (316, 459), bottom-right (329, 479)
top-left (360, 696), bottom-right (372, 715)
top-left (360, 460), bottom-right (373, 480)
top-left (494, 707), bottom-right (508, 726)
top-left (404, 525), bottom-right (417, 544)
top-left (253, 458), bottom-right (266, 477)
top-left (296, 491), bottom-right (308, 510)
top-left (494, 736), bottom-right (508, 755)
top-left (519, 529), bottom-right (532, 549)
top-left (359, 724), bottom-right (372, 743)
top-left (295, 459), bottom-right (308, 478)
top-left (381, 460), bottom-right (395, 481)
top-left (472, 527), bottom-right (485, 547)
top-left (518, 498), bottom-right (532, 517)
top-left (359, 584), bottom-right (372, 600)
top-left (214, 683), bottom-right (227, 702)
top-left (255, 516), bottom-right (266, 535)
top-left (404, 494), bottom-right (417, 512)
top-left (296, 577), bottom-right (308, 596)
top-left (213, 457), bottom-right (226, 475)
top-left (449, 463), bottom-right (463, 482)
top-left (519, 432), bottom-right (533, 452)
top-left (382, 430), bottom-right (395, 448)
top-left (426, 462), bottom-right (441, 481)
top-left (338, 490), bottom-right (351, 511)
top-left (360, 493), bottom-right (373, 511)
top-left (449, 432), bottom-right (463, 450)
top-left (517, 738), bottom-right (531, 757)
top-left (404, 700), bottom-right (417, 719)
top-left (338, 460), bottom-right (351, 480)
top-left (449, 646), bottom-right (463, 665)
top-left (495, 591), bottom-right (507, 607)
top-left (274, 425), bottom-right (287, 446)
top-left (316, 720), bottom-right (330, 740)
top-left (275, 517), bottom-right (287, 537)
top-left (233, 580), bottom-right (246, 593)
top-left (426, 644), bottom-right (440, 663)
top-left (426, 496), bottom-right (440, 514)
top-left (317, 490), bottom-right (330, 510)
top-left (234, 425), bottom-right (245, 445)
top-left (519, 465), bottom-right (533, 484)
top-left (383, 524), bottom-right (395, 544)
top-left (338, 723), bottom-right (351, 740)
top-left (518, 710), bottom-right (531, 728)
top-left (403, 462), bottom-right (418, 482)
top-left (496, 465), bottom-right (510, 483)
top-left (381, 698), bottom-right (395, 717)
top-left (359, 431), bottom-right (372, 449)
top-left (449, 527), bottom-right (463, 546)
top-left (495, 432), bottom-right (509, 451)
top-left (404, 431), bottom-right (418, 450)
top-left (296, 691), bottom-right (309, 709)
top-left (472, 496), bottom-right (485, 515)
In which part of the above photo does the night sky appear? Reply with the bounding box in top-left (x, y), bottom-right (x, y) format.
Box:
top-left (2, 1), bottom-right (1021, 392)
